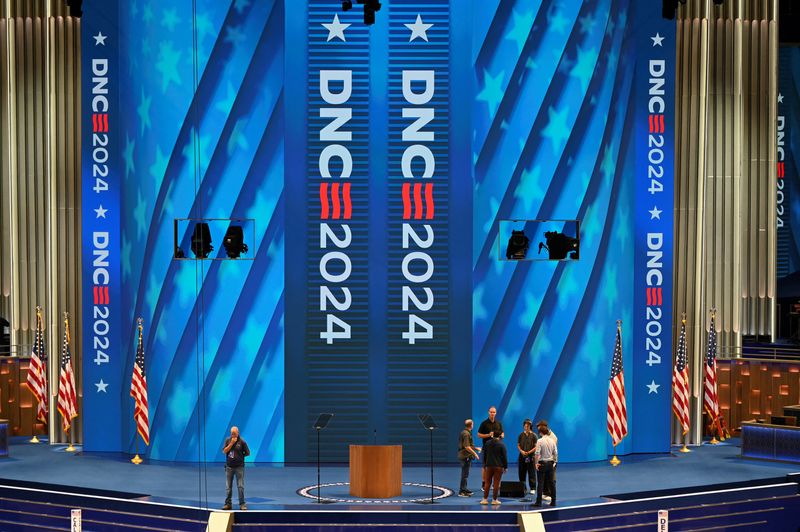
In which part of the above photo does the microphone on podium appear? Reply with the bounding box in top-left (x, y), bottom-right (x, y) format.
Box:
top-left (373, 429), bottom-right (377, 445)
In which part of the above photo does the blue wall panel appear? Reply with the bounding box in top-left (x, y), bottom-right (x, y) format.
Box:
top-left (82, 0), bottom-right (675, 463)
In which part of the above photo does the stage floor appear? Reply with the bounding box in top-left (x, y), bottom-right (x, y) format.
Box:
top-left (1, 437), bottom-right (798, 512)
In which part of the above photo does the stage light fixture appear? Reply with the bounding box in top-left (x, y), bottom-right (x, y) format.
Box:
top-left (662, 0), bottom-right (678, 19)
top-left (67, 0), bottom-right (83, 17)
top-left (223, 226), bottom-right (249, 259)
top-left (342, 0), bottom-right (382, 25)
top-left (190, 222), bottom-right (213, 259)
top-left (505, 230), bottom-right (530, 260)
top-left (538, 231), bottom-right (580, 260)
top-left (362, 0), bottom-right (381, 25)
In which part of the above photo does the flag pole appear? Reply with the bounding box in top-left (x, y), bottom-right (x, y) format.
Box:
top-left (131, 434), bottom-right (143, 464)
top-left (610, 443), bottom-right (621, 466)
top-left (30, 407), bottom-right (40, 443)
top-left (63, 312), bottom-right (76, 452)
top-left (708, 309), bottom-right (719, 445)
top-left (131, 318), bottom-right (144, 465)
top-left (678, 313), bottom-right (690, 453)
top-left (65, 429), bottom-right (76, 452)
top-left (30, 306), bottom-right (42, 443)
top-left (680, 431), bottom-right (690, 453)
top-left (609, 319), bottom-right (623, 466)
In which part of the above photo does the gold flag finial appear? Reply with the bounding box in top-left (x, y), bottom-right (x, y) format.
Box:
top-left (681, 311), bottom-right (686, 325)
top-left (137, 317), bottom-right (144, 329)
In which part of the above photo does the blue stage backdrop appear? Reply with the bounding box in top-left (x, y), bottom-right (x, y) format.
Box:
top-left (82, 0), bottom-right (674, 462)
top-left (82, 0), bottom-right (286, 461)
top-left (470, 0), bottom-right (673, 461)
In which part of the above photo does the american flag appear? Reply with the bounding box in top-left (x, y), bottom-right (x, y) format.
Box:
top-left (130, 319), bottom-right (150, 446)
top-left (703, 311), bottom-right (720, 423)
top-left (672, 317), bottom-right (690, 435)
top-left (57, 315), bottom-right (78, 432)
top-left (26, 307), bottom-right (48, 423)
top-left (607, 322), bottom-right (628, 446)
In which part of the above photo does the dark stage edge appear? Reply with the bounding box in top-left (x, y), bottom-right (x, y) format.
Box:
top-left (0, 437), bottom-right (799, 513)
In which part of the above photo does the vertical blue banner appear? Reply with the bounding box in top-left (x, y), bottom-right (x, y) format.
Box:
top-left (386, 0), bottom-right (452, 458)
top-left (81, 0), bottom-right (123, 452)
top-left (632, 1), bottom-right (675, 453)
top-left (777, 48), bottom-right (800, 280)
top-left (286, 2), bottom-right (373, 461)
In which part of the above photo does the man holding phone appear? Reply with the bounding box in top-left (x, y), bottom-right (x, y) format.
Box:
top-left (222, 426), bottom-right (250, 510)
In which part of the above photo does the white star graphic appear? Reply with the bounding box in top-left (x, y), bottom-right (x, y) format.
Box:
top-left (651, 33), bottom-right (665, 47)
top-left (405, 14), bottom-right (433, 42)
top-left (95, 379), bottom-right (109, 393)
top-left (778, 93), bottom-right (784, 104)
top-left (322, 14), bottom-right (350, 42)
top-left (94, 205), bottom-right (108, 219)
top-left (649, 206), bottom-right (662, 220)
top-left (647, 380), bottom-right (660, 394)
top-left (94, 32), bottom-right (107, 46)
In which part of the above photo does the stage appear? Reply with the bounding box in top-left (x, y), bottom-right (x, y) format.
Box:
top-left (1, 437), bottom-right (798, 512)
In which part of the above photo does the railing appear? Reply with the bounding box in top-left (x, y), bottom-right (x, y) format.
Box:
top-left (0, 344), bottom-right (32, 357)
top-left (719, 345), bottom-right (800, 362)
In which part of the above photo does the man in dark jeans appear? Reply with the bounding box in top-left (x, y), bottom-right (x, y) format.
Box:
top-left (222, 426), bottom-right (250, 510)
top-left (480, 436), bottom-right (507, 505)
top-left (457, 419), bottom-right (481, 496)
top-left (517, 419), bottom-right (537, 494)
top-left (534, 421), bottom-right (557, 507)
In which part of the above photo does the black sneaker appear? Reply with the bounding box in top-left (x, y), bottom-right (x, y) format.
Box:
top-left (222, 504), bottom-right (232, 510)
top-left (458, 491), bottom-right (470, 497)
top-left (465, 489), bottom-right (474, 495)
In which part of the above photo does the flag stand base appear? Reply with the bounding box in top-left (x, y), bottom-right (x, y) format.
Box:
top-left (29, 436), bottom-right (40, 444)
top-left (65, 444), bottom-right (76, 452)
top-left (609, 454), bottom-right (621, 466)
top-left (679, 444), bottom-right (691, 453)
top-left (131, 454), bottom-right (143, 465)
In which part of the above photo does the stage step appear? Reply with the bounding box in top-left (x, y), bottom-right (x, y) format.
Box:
top-left (0, 484), bottom-right (209, 532)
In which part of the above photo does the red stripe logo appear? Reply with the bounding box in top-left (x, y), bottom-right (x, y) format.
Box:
top-left (92, 113), bottom-right (109, 133)
top-left (319, 182), bottom-right (353, 220)
top-left (648, 114), bottom-right (665, 134)
top-left (402, 182), bottom-right (435, 220)
top-left (93, 286), bottom-right (109, 305)
top-left (777, 162), bottom-right (784, 179)
top-left (646, 287), bottom-right (663, 306)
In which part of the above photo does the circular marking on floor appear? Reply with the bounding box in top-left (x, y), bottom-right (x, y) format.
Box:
top-left (296, 482), bottom-right (453, 503)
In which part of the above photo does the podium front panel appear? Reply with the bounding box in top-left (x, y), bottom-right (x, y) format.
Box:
top-left (349, 445), bottom-right (402, 498)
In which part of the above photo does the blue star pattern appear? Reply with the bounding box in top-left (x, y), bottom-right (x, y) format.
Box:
top-left (155, 41), bottom-right (183, 92)
top-left (117, 0), bottom-right (285, 462)
top-left (122, 134), bottom-right (135, 178)
top-left (514, 165), bottom-right (544, 212)
top-left (472, 0), bottom-right (640, 462)
top-left (504, 8), bottom-right (534, 55)
top-left (476, 69), bottom-right (505, 118)
top-left (541, 105), bottom-right (571, 155)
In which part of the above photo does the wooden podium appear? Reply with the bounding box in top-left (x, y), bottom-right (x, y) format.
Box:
top-left (349, 445), bottom-right (402, 498)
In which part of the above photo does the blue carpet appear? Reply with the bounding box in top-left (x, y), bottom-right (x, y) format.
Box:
top-left (0, 437), bottom-right (797, 511)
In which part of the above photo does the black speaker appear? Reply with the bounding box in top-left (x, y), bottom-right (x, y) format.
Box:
top-left (499, 480), bottom-right (525, 498)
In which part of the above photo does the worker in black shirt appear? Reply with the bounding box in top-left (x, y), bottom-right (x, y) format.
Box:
top-left (517, 419), bottom-right (537, 494)
top-left (477, 406), bottom-right (504, 448)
